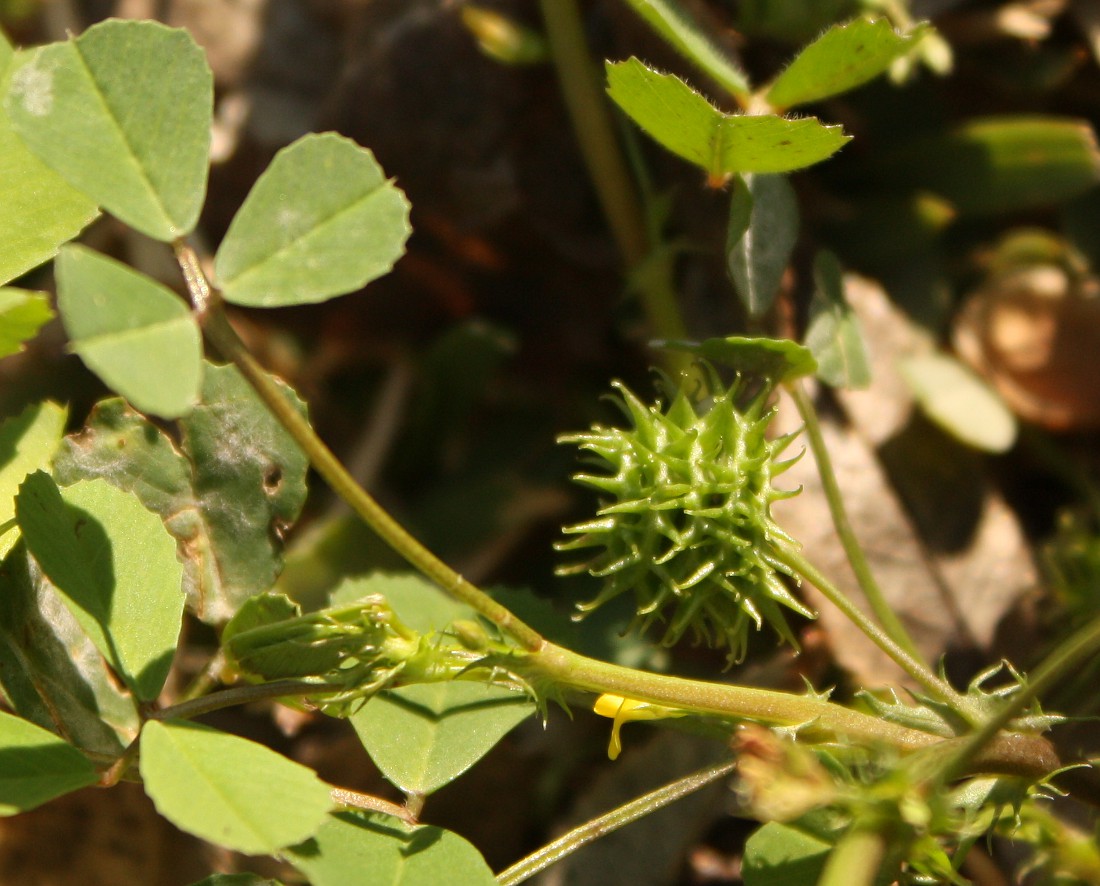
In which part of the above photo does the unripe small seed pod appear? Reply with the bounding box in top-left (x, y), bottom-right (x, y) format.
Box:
top-left (557, 366), bottom-right (811, 663)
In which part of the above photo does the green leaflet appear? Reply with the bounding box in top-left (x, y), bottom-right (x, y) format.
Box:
top-left (726, 174), bottom-right (799, 316)
top-left (215, 132), bottom-right (411, 307)
top-left (0, 288), bottom-right (53, 359)
top-left (606, 58), bottom-right (849, 178)
top-left (140, 719), bottom-right (333, 854)
top-left (351, 681), bottom-right (534, 796)
top-left (0, 400), bottom-right (66, 558)
top-left (0, 541), bottom-right (140, 758)
top-left (0, 710), bottom-right (97, 815)
top-left (336, 574), bottom-right (535, 795)
top-left (15, 472), bottom-right (184, 701)
top-left (285, 811), bottom-right (497, 886)
top-left (0, 32), bottom-right (97, 285)
top-left (55, 245), bottom-right (202, 419)
top-left (765, 18), bottom-right (926, 111)
top-left (659, 336), bottom-right (817, 384)
top-left (5, 19), bottom-right (211, 240)
top-left (899, 353), bottom-right (1017, 453)
top-left (742, 822), bottom-right (831, 886)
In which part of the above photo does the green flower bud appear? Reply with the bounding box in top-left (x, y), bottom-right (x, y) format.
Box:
top-left (557, 366), bottom-right (812, 663)
top-left (222, 593), bottom-right (420, 705)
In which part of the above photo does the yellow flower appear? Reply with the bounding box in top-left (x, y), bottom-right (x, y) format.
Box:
top-left (592, 694), bottom-right (686, 760)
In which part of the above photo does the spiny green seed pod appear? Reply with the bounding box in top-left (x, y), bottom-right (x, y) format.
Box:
top-left (557, 366), bottom-right (812, 663)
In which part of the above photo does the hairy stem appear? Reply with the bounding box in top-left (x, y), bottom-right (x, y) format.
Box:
top-left (787, 383), bottom-right (925, 664)
top-left (776, 543), bottom-right (969, 715)
top-left (330, 787), bottom-right (416, 825)
top-left (933, 613), bottom-right (1100, 787)
top-left (496, 758), bottom-right (737, 885)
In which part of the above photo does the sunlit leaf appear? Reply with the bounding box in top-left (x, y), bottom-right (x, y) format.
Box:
top-left (804, 251), bottom-right (871, 389)
top-left (765, 18), bottom-right (926, 110)
top-left (55, 245), bottom-right (202, 419)
top-left (726, 173), bottom-right (798, 315)
top-left (285, 811), bottom-right (497, 886)
top-left (606, 58), bottom-right (849, 178)
top-left (352, 682), bottom-right (534, 796)
top-left (0, 400), bottom-right (65, 558)
top-left (899, 352), bottom-right (1017, 453)
top-left (0, 33), bottom-right (97, 285)
top-left (215, 133), bottom-right (411, 307)
top-left (5, 19), bottom-right (211, 240)
top-left (140, 719), bottom-right (332, 854)
top-left (0, 288), bottom-right (53, 359)
top-left (15, 472), bottom-right (184, 700)
top-left (0, 709), bottom-right (97, 815)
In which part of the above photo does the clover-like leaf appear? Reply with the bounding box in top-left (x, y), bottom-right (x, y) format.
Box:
top-left (0, 33), bottom-right (97, 285)
top-left (352, 682), bottom-right (534, 796)
top-left (285, 811), bottom-right (497, 886)
top-left (55, 245), bottom-right (202, 419)
top-left (15, 472), bottom-right (184, 701)
top-left (215, 133), bottom-right (411, 307)
top-left (140, 719), bottom-right (333, 854)
top-left (606, 58), bottom-right (849, 178)
top-left (0, 288), bottom-right (53, 359)
top-left (0, 541), bottom-right (140, 758)
top-left (0, 400), bottom-right (66, 558)
top-left (0, 710), bottom-right (97, 815)
top-left (765, 18), bottom-right (927, 111)
top-left (5, 19), bottom-right (212, 240)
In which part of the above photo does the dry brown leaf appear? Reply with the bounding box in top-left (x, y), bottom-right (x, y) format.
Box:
top-left (954, 265), bottom-right (1100, 430)
top-left (775, 276), bottom-right (1036, 688)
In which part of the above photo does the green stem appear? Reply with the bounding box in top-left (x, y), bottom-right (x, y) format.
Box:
top-left (330, 787), bottom-right (416, 825)
top-left (496, 758), bottom-right (737, 885)
top-left (932, 613), bottom-right (1100, 787)
top-left (787, 383), bottom-right (925, 664)
top-left (539, 0), bottom-right (692, 375)
top-left (151, 679), bottom-right (339, 721)
top-left (177, 241), bottom-right (544, 654)
top-left (815, 825), bottom-right (888, 886)
top-left (776, 543), bottom-right (967, 714)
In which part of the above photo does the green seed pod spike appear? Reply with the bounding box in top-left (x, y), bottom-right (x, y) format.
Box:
top-left (557, 366), bottom-right (813, 664)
